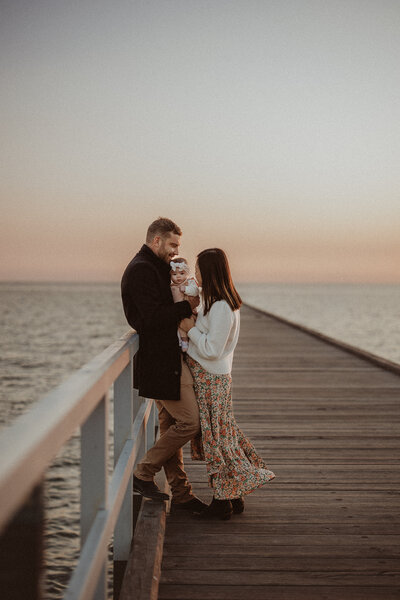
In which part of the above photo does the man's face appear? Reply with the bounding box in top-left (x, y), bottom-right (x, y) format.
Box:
top-left (154, 233), bottom-right (181, 264)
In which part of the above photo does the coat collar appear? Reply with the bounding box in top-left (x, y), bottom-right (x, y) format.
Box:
top-left (138, 244), bottom-right (171, 275)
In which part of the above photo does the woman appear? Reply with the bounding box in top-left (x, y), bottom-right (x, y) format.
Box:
top-left (180, 248), bottom-right (275, 520)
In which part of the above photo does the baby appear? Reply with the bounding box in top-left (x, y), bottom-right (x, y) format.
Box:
top-left (170, 257), bottom-right (200, 352)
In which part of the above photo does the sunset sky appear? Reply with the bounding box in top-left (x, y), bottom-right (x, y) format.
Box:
top-left (1, 0), bottom-right (399, 283)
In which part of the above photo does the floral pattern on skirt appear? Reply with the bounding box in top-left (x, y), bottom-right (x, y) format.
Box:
top-left (186, 355), bottom-right (275, 500)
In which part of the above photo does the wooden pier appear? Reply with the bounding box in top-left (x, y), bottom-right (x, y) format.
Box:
top-left (157, 304), bottom-right (400, 600)
top-left (1, 303), bottom-right (399, 599)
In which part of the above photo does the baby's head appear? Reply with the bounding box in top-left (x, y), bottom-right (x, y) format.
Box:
top-left (170, 258), bottom-right (190, 285)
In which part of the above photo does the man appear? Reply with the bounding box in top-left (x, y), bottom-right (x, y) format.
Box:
top-left (121, 217), bottom-right (206, 512)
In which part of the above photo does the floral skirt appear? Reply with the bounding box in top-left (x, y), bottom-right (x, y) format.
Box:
top-left (186, 355), bottom-right (275, 500)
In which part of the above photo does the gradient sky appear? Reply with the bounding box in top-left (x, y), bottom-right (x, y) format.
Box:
top-left (1, 0), bottom-right (399, 282)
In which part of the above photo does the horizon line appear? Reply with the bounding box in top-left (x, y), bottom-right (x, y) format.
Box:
top-left (1, 279), bottom-right (399, 286)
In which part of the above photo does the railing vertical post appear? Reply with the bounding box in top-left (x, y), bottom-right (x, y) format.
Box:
top-left (81, 394), bottom-right (109, 600)
top-left (113, 352), bottom-right (134, 599)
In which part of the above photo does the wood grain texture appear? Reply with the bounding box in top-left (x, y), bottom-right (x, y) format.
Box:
top-left (120, 472), bottom-right (168, 600)
top-left (158, 305), bottom-right (400, 600)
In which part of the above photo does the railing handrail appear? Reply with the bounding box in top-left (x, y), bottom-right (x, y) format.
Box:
top-left (0, 326), bottom-right (159, 600)
top-left (0, 330), bottom-right (138, 534)
top-left (65, 397), bottom-right (154, 600)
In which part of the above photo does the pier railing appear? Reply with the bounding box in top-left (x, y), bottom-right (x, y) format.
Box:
top-left (0, 330), bottom-right (156, 600)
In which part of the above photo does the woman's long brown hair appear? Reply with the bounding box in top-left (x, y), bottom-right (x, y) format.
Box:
top-left (197, 248), bottom-right (242, 315)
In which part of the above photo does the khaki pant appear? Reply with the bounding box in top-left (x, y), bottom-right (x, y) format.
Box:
top-left (134, 355), bottom-right (200, 503)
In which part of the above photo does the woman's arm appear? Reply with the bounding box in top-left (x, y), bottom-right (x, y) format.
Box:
top-left (187, 302), bottom-right (233, 360)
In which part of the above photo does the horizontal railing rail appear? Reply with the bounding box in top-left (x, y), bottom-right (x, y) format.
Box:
top-left (0, 330), bottom-right (156, 600)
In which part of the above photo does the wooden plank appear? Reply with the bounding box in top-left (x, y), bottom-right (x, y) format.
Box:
top-left (224, 437), bottom-right (400, 447)
top-left (162, 555), bottom-right (400, 571)
top-left (160, 568), bottom-right (400, 585)
top-left (166, 509), bottom-right (400, 523)
top-left (163, 528), bottom-right (400, 543)
top-left (120, 473), bottom-right (168, 600)
top-left (158, 585), bottom-right (400, 599)
top-left (168, 491), bottom-right (400, 504)
top-left (231, 388), bottom-right (400, 399)
top-left (162, 543), bottom-right (400, 558)
top-left (179, 514), bottom-right (400, 524)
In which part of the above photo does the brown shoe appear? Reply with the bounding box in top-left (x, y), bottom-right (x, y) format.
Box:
top-left (133, 476), bottom-right (169, 501)
top-left (231, 497), bottom-right (245, 514)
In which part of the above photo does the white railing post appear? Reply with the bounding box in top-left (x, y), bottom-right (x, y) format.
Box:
top-left (113, 356), bottom-right (134, 562)
top-left (138, 411), bottom-right (147, 460)
top-left (81, 393), bottom-right (109, 600)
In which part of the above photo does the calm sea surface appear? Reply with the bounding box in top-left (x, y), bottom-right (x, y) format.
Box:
top-left (0, 281), bottom-right (399, 597)
top-left (237, 282), bottom-right (400, 365)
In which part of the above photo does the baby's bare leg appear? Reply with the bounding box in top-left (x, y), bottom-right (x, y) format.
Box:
top-left (178, 326), bottom-right (189, 351)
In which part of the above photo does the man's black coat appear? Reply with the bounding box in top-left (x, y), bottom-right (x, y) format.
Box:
top-left (121, 244), bottom-right (192, 400)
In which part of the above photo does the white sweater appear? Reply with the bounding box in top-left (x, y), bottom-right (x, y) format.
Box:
top-left (187, 300), bottom-right (240, 374)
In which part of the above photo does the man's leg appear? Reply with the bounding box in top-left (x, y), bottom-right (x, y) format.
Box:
top-left (134, 357), bottom-right (200, 502)
top-left (155, 400), bottom-right (194, 503)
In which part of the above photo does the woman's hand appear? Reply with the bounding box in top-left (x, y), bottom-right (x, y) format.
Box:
top-left (180, 315), bottom-right (196, 332)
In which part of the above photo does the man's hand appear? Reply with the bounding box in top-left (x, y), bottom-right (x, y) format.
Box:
top-left (186, 295), bottom-right (200, 311)
top-left (180, 315), bottom-right (196, 332)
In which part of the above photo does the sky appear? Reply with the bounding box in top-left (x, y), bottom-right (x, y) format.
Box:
top-left (1, 0), bottom-right (399, 283)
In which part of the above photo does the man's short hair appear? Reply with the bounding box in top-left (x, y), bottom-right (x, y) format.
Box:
top-left (146, 217), bottom-right (182, 244)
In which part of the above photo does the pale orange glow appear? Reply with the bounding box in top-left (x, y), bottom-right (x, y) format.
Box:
top-left (1, 206), bottom-right (398, 282)
top-left (1, 2), bottom-right (399, 283)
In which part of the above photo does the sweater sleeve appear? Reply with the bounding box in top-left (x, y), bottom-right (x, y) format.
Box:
top-left (123, 263), bottom-right (192, 332)
top-left (188, 302), bottom-right (233, 360)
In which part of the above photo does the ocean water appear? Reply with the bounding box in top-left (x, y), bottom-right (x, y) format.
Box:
top-left (237, 282), bottom-right (400, 365)
top-left (0, 282), bottom-right (128, 427)
top-left (0, 281), bottom-right (399, 597)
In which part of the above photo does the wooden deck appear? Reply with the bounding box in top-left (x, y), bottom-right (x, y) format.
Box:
top-left (158, 304), bottom-right (400, 600)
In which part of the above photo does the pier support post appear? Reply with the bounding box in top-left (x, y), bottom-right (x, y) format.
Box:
top-left (0, 483), bottom-right (44, 600)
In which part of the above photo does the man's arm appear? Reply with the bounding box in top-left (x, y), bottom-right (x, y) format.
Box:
top-left (124, 264), bottom-right (192, 332)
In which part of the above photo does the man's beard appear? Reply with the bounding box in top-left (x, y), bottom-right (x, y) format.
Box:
top-left (157, 243), bottom-right (174, 264)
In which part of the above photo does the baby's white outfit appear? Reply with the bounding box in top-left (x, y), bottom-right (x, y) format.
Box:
top-left (178, 278), bottom-right (199, 352)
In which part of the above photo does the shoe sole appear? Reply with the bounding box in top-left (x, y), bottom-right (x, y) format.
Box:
top-left (133, 488), bottom-right (169, 502)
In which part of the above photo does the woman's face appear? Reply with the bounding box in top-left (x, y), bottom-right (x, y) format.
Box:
top-left (195, 261), bottom-right (202, 286)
